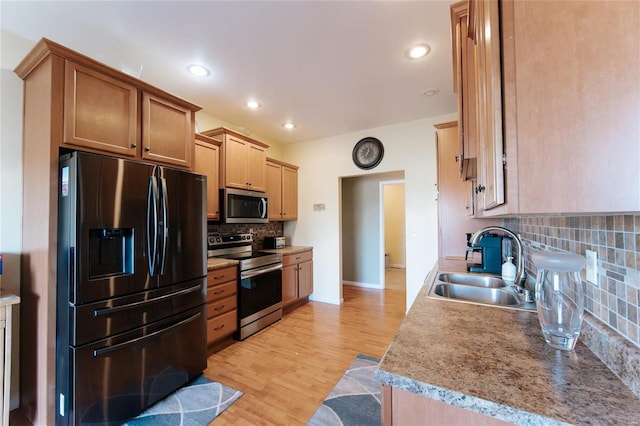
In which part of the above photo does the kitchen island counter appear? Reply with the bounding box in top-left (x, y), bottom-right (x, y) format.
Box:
top-left (374, 260), bottom-right (640, 425)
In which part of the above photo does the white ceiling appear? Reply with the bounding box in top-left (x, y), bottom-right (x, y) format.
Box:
top-left (1, 1), bottom-right (457, 145)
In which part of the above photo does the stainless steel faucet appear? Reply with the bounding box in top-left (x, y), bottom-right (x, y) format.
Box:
top-left (469, 226), bottom-right (526, 286)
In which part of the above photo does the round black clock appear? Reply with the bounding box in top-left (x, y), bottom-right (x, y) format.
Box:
top-left (352, 137), bottom-right (384, 170)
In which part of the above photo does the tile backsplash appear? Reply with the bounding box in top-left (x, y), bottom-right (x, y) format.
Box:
top-left (504, 215), bottom-right (640, 347)
top-left (208, 222), bottom-right (284, 251)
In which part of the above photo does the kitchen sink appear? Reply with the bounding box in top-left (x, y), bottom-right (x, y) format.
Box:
top-left (427, 271), bottom-right (536, 312)
top-left (432, 283), bottom-right (521, 306)
top-left (437, 273), bottom-right (504, 288)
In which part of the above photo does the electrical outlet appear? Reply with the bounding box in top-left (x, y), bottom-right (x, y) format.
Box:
top-left (586, 249), bottom-right (598, 286)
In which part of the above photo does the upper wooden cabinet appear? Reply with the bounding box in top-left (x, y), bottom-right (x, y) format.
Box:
top-left (194, 134), bottom-right (221, 220)
top-left (63, 61), bottom-right (139, 157)
top-left (450, 1), bottom-right (640, 215)
top-left (450, 1), bottom-right (477, 181)
top-left (18, 38), bottom-right (200, 170)
top-left (142, 93), bottom-right (193, 168)
top-left (201, 127), bottom-right (269, 192)
top-left (266, 158), bottom-right (298, 221)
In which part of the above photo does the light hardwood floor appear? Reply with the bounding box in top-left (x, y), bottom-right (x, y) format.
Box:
top-left (385, 267), bottom-right (406, 291)
top-left (204, 285), bottom-right (406, 425)
top-left (9, 285), bottom-right (406, 425)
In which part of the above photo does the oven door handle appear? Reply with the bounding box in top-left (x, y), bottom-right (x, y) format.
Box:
top-left (240, 263), bottom-right (282, 280)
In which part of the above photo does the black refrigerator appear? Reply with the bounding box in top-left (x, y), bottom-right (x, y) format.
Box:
top-left (56, 151), bottom-right (207, 425)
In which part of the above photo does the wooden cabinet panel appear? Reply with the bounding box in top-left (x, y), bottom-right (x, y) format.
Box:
top-left (207, 266), bottom-right (237, 286)
top-left (282, 264), bottom-right (298, 307)
top-left (266, 161), bottom-right (283, 220)
top-left (206, 266), bottom-right (238, 345)
top-left (382, 385), bottom-right (509, 426)
top-left (266, 158), bottom-right (299, 221)
top-left (298, 260), bottom-right (313, 299)
top-left (225, 135), bottom-right (249, 189)
top-left (451, 1), bottom-right (478, 181)
top-left (201, 127), bottom-right (270, 191)
top-left (282, 166), bottom-right (298, 220)
top-left (282, 250), bottom-right (313, 309)
top-left (472, 0), bottom-right (505, 211)
top-left (194, 134), bottom-right (221, 220)
top-left (142, 93), bottom-right (193, 168)
top-left (207, 310), bottom-right (237, 343)
top-left (247, 143), bottom-right (266, 191)
top-left (63, 60), bottom-right (138, 156)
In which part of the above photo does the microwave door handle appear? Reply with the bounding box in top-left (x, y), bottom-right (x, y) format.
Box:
top-left (260, 197), bottom-right (267, 219)
top-left (146, 176), bottom-right (158, 276)
top-left (159, 176), bottom-right (168, 275)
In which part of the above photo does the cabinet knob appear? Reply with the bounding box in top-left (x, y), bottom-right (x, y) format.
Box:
top-left (144, 147), bottom-right (151, 152)
top-left (455, 155), bottom-right (460, 163)
top-left (130, 143), bottom-right (137, 148)
top-left (475, 185), bottom-right (486, 193)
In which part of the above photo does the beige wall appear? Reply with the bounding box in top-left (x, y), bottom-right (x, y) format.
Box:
top-left (283, 112), bottom-right (457, 309)
top-left (0, 29), bottom-right (35, 409)
top-left (384, 183), bottom-right (405, 268)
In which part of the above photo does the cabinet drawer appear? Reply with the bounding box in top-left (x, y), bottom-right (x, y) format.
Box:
top-left (207, 295), bottom-right (237, 319)
top-left (282, 250), bottom-right (312, 267)
top-left (207, 310), bottom-right (237, 343)
top-left (207, 281), bottom-right (237, 303)
top-left (207, 267), bottom-right (237, 286)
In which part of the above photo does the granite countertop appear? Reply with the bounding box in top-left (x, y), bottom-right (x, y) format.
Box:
top-left (207, 257), bottom-right (238, 271)
top-left (374, 260), bottom-right (640, 425)
top-left (260, 246), bottom-right (313, 256)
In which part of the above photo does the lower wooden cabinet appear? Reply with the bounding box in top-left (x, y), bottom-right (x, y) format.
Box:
top-left (381, 385), bottom-right (509, 426)
top-left (282, 250), bottom-right (313, 309)
top-left (206, 266), bottom-right (238, 344)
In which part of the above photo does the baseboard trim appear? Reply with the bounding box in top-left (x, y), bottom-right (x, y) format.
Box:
top-left (343, 280), bottom-right (383, 290)
top-left (308, 294), bottom-right (342, 305)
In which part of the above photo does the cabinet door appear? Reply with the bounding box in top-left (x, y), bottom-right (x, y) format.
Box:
top-left (282, 264), bottom-right (298, 307)
top-left (63, 60), bottom-right (139, 156)
top-left (142, 93), bottom-right (193, 168)
top-left (194, 139), bottom-right (220, 220)
top-left (473, 0), bottom-right (504, 210)
top-left (246, 143), bottom-right (267, 191)
top-left (224, 135), bottom-right (249, 189)
top-left (266, 161), bottom-right (283, 220)
top-left (298, 260), bottom-right (313, 299)
top-left (282, 166), bottom-right (298, 220)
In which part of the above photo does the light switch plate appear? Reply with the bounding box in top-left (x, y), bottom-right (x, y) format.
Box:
top-left (586, 249), bottom-right (598, 286)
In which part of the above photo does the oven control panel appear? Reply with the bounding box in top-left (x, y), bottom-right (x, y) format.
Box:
top-left (207, 233), bottom-right (253, 248)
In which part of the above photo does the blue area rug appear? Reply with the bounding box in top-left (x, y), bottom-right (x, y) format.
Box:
top-left (124, 375), bottom-right (242, 426)
top-left (307, 354), bottom-right (381, 426)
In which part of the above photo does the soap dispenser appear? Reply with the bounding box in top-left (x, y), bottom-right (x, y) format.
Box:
top-left (501, 256), bottom-right (516, 284)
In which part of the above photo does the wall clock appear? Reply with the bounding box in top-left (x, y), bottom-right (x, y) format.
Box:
top-left (352, 137), bottom-right (384, 170)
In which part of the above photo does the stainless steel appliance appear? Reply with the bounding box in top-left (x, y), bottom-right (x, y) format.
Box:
top-left (263, 236), bottom-right (285, 249)
top-left (221, 188), bottom-right (268, 223)
top-left (56, 152), bottom-right (207, 425)
top-left (208, 233), bottom-right (282, 339)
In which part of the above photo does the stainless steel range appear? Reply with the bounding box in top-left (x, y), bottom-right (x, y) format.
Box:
top-left (208, 233), bottom-right (283, 340)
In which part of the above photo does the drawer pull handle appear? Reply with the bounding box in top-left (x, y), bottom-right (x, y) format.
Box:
top-left (214, 305), bottom-right (225, 311)
top-left (213, 275), bottom-right (225, 280)
top-left (213, 290), bottom-right (225, 295)
top-left (214, 324), bottom-right (225, 331)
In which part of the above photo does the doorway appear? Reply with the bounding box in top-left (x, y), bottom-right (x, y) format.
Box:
top-left (340, 172), bottom-right (405, 291)
top-left (380, 180), bottom-right (406, 291)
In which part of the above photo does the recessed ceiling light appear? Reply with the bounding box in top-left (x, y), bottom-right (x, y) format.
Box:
top-left (423, 88), bottom-right (439, 97)
top-left (186, 64), bottom-right (210, 77)
top-left (283, 122), bottom-right (296, 130)
top-left (407, 43), bottom-right (431, 60)
top-left (246, 100), bottom-right (261, 109)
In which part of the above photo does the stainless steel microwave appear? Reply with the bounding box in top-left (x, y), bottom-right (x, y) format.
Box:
top-left (221, 188), bottom-right (268, 223)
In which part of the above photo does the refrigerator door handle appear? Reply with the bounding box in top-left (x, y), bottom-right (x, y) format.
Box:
top-left (147, 176), bottom-right (159, 276)
top-left (159, 176), bottom-right (168, 275)
top-left (92, 311), bottom-right (201, 358)
top-left (92, 283), bottom-right (202, 317)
